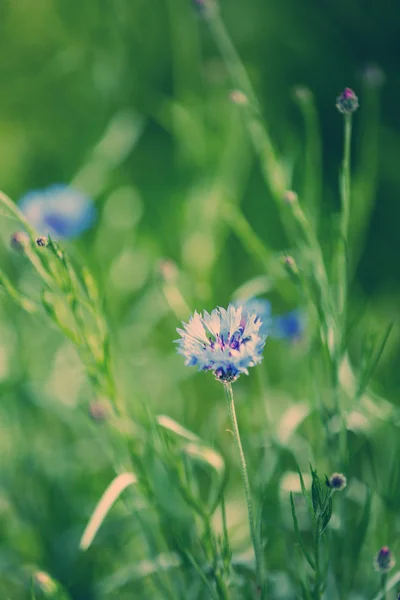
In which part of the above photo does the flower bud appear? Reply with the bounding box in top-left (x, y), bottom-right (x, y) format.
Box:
top-left (229, 89), bottom-right (249, 106)
top-left (328, 472), bottom-right (347, 491)
top-left (282, 255), bottom-right (299, 277)
top-left (36, 236), bottom-right (49, 248)
top-left (157, 258), bottom-right (179, 283)
top-left (336, 88), bottom-right (359, 115)
top-left (293, 85), bottom-right (312, 103)
top-left (192, 0), bottom-right (217, 16)
top-left (283, 190), bottom-right (298, 204)
top-left (10, 231), bottom-right (29, 252)
top-left (374, 546), bottom-right (395, 573)
top-left (89, 399), bottom-right (111, 422)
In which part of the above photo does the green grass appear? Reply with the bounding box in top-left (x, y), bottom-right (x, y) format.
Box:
top-left (0, 1), bottom-right (400, 598)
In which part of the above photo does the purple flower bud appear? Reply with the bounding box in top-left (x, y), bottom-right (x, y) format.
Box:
top-left (336, 88), bottom-right (359, 115)
top-left (328, 472), bottom-right (347, 491)
top-left (374, 546), bottom-right (395, 573)
top-left (89, 399), bottom-right (111, 422)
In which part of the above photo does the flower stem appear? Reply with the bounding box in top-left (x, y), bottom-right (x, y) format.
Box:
top-left (380, 573), bottom-right (387, 600)
top-left (223, 382), bottom-right (264, 595)
top-left (314, 522), bottom-right (321, 599)
top-left (337, 113), bottom-right (353, 328)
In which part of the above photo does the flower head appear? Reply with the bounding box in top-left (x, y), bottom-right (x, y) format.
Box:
top-left (328, 472), bottom-right (347, 491)
top-left (374, 546), bottom-right (395, 573)
top-left (176, 304), bottom-right (266, 383)
top-left (36, 235), bottom-right (48, 248)
top-left (19, 184), bottom-right (96, 239)
top-left (336, 88), bottom-right (359, 114)
top-left (272, 309), bottom-right (304, 341)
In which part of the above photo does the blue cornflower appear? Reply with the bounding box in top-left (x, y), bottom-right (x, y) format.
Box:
top-left (175, 304), bottom-right (266, 383)
top-left (235, 297), bottom-right (305, 341)
top-left (272, 309), bottom-right (304, 340)
top-left (19, 184), bottom-right (96, 239)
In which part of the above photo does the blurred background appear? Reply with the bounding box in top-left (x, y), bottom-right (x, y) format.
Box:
top-left (0, 0), bottom-right (399, 598)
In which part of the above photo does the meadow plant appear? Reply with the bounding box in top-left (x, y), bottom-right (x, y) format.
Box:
top-left (0, 3), bottom-right (398, 600)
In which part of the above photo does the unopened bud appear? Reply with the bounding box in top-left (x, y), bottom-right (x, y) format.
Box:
top-left (192, 0), bottom-right (217, 16)
top-left (89, 399), bottom-right (111, 422)
top-left (10, 231), bottom-right (29, 252)
top-left (36, 236), bottom-right (48, 248)
top-left (328, 472), bottom-right (347, 491)
top-left (282, 255), bottom-right (298, 276)
top-left (229, 89), bottom-right (248, 106)
top-left (293, 85), bottom-right (312, 103)
top-left (336, 88), bottom-right (359, 115)
top-left (283, 190), bottom-right (298, 204)
top-left (157, 258), bottom-right (179, 283)
top-left (374, 546), bottom-right (395, 573)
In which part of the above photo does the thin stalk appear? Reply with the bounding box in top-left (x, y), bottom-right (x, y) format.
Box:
top-left (314, 523), bottom-right (321, 599)
top-left (380, 573), bottom-right (387, 600)
top-left (0, 190), bottom-right (37, 238)
top-left (223, 382), bottom-right (264, 596)
top-left (337, 114), bottom-right (353, 326)
top-left (207, 11), bottom-right (288, 204)
top-left (333, 114), bottom-right (353, 468)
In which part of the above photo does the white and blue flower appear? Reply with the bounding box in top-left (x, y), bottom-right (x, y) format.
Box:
top-left (175, 304), bottom-right (267, 382)
top-left (19, 184), bottom-right (96, 239)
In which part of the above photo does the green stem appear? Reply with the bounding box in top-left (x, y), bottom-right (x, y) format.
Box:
top-left (207, 11), bottom-right (287, 203)
top-left (314, 521), bottom-right (321, 599)
top-left (0, 190), bottom-right (37, 238)
top-left (333, 114), bottom-right (353, 468)
top-left (380, 573), bottom-right (387, 600)
top-left (223, 382), bottom-right (264, 595)
top-left (337, 114), bottom-right (353, 325)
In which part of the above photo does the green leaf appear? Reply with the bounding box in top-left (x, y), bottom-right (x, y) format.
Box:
top-left (299, 579), bottom-right (314, 600)
top-left (290, 492), bottom-right (315, 570)
top-left (310, 466), bottom-right (322, 514)
top-left (80, 472), bottom-right (137, 551)
top-left (320, 496), bottom-right (332, 534)
top-left (295, 464), bottom-right (313, 516)
top-left (0, 269), bottom-right (38, 314)
top-left (352, 489), bottom-right (372, 560)
top-left (371, 570), bottom-right (400, 600)
top-left (156, 415), bottom-right (201, 443)
top-left (356, 322), bottom-right (393, 401)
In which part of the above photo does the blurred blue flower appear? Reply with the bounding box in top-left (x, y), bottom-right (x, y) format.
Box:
top-left (235, 297), bottom-right (304, 342)
top-left (175, 304), bottom-right (267, 383)
top-left (272, 310), bottom-right (304, 340)
top-left (19, 184), bottom-right (96, 239)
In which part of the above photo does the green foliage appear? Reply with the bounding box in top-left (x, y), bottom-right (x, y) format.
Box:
top-left (0, 1), bottom-right (399, 599)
